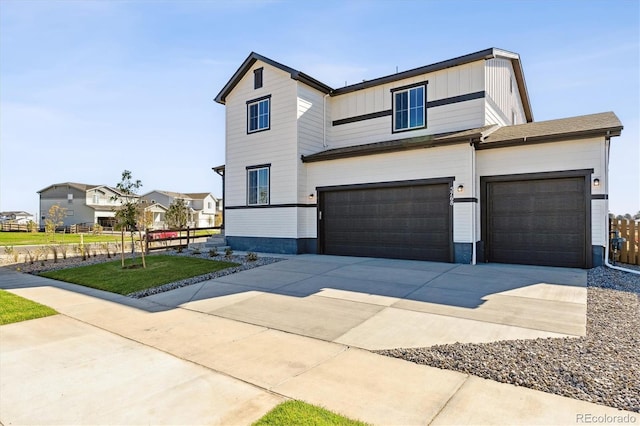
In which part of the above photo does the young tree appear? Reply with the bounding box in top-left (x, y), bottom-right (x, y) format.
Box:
top-left (45, 204), bottom-right (67, 242)
top-left (112, 170), bottom-right (146, 268)
top-left (165, 198), bottom-right (189, 229)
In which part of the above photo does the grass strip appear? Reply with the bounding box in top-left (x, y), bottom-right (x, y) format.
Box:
top-left (0, 232), bottom-right (122, 246)
top-left (40, 255), bottom-right (238, 295)
top-left (253, 400), bottom-right (369, 426)
top-left (0, 290), bottom-right (57, 325)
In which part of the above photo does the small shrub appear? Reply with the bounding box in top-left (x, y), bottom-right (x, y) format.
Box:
top-left (4, 246), bottom-right (19, 263)
top-left (224, 247), bottom-right (233, 259)
top-left (59, 244), bottom-right (68, 259)
top-left (246, 252), bottom-right (258, 262)
top-left (27, 220), bottom-right (38, 233)
top-left (48, 245), bottom-right (59, 263)
top-left (92, 224), bottom-right (103, 235)
top-left (209, 247), bottom-right (218, 257)
top-left (176, 246), bottom-right (184, 253)
top-left (24, 249), bottom-right (34, 265)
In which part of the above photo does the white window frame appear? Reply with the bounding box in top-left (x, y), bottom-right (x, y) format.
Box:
top-left (247, 166), bottom-right (270, 206)
top-left (392, 84), bottom-right (426, 132)
top-left (247, 96), bottom-right (270, 133)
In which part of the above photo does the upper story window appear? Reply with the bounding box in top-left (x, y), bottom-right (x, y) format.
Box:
top-left (247, 165), bottom-right (270, 205)
top-left (254, 67), bottom-right (263, 89)
top-left (67, 193), bottom-right (73, 204)
top-left (92, 193), bottom-right (99, 204)
top-left (247, 95), bottom-right (270, 133)
top-left (392, 84), bottom-right (426, 132)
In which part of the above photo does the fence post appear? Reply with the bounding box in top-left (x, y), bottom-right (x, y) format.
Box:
top-left (187, 226), bottom-right (190, 246)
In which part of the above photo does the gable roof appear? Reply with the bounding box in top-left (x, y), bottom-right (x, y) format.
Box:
top-left (38, 182), bottom-right (100, 193)
top-left (302, 112), bottom-right (622, 162)
top-left (185, 192), bottom-right (216, 200)
top-left (143, 190), bottom-right (193, 200)
top-left (214, 48), bottom-right (533, 122)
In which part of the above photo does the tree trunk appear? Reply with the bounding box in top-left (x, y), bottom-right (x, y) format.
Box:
top-left (121, 230), bottom-right (125, 268)
top-left (139, 231), bottom-right (146, 268)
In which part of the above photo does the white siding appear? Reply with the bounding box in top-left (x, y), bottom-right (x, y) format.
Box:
top-left (477, 137), bottom-right (607, 247)
top-left (484, 58), bottom-right (526, 125)
top-left (304, 144), bottom-right (473, 241)
top-left (226, 208), bottom-right (298, 238)
top-left (477, 138), bottom-right (604, 177)
top-left (296, 84), bottom-right (327, 203)
top-left (328, 61), bottom-right (485, 149)
top-left (224, 61), bottom-right (301, 239)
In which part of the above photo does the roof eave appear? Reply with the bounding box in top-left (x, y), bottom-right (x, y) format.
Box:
top-left (477, 126), bottom-right (623, 150)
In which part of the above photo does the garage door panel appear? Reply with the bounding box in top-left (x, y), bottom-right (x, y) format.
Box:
top-left (322, 183), bottom-right (451, 262)
top-left (485, 176), bottom-right (588, 268)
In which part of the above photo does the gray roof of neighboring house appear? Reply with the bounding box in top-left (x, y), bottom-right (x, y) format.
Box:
top-left (144, 190), bottom-right (193, 200)
top-left (185, 192), bottom-right (215, 200)
top-left (214, 48), bottom-right (533, 122)
top-left (38, 182), bottom-right (99, 193)
top-left (302, 112), bottom-right (622, 163)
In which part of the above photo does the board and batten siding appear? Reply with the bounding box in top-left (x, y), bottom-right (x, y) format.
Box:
top-left (304, 144), bottom-right (474, 242)
top-left (224, 61), bottom-right (300, 238)
top-left (296, 83), bottom-right (327, 204)
top-left (476, 137), bottom-right (607, 246)
top-left (327, 61), bottom-right (486, 149)
top-left (484, 58), bottom-right (526, 125)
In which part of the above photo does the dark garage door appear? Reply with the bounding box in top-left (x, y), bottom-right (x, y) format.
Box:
top-left (484, 176), bottom-right (588, 268)
top-left (320, 182), bottom-right (452, 261)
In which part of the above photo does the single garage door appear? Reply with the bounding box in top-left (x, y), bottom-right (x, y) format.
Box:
top-left (319, 181), bottom-right (452, 261)
top-left (484, 175), bottom-right (588, 268)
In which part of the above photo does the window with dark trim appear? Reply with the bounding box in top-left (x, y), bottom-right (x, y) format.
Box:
top-left (247, 96), bottom-right (270, 133)
top-left (247, 165), bottom-right (270, 205)
top-left (254, 67), bottom-right (263, 89)
top-left (392, 84), bottom-right (426, 132)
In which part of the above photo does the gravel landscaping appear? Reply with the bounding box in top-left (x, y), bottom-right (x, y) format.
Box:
top-left (376, 265), bottom-right (640, 413)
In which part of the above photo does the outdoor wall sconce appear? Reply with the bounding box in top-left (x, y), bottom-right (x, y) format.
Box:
top-left (593, 178), bottom-right (600, 187)
top-left (309, 193), bottom-right (315, 200)
top-left (456, 185), bottom-right (464, 192)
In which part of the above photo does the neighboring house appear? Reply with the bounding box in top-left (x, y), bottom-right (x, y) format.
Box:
top-left (38, 183), bottom-right (130, 228)
top-left (140, 190), bottom-right (221, 228)
top-left (0, 211), bottom-right (35, 224)
top-left (214, 47), bottom-right (623, 268)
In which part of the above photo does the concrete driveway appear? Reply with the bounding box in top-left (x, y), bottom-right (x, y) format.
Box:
top-left (144, 254), bottom-right (587, 350)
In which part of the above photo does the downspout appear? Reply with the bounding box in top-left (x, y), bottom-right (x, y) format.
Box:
top-left (323, 93), bottom-right (330, 148)
top-left (470, 139), bottom-right (477, 265)
top-left (602, 136), bottom-right (640, 275)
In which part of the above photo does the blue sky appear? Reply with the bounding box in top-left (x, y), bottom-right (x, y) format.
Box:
top-left (1, 0), bottom-right (638, 217)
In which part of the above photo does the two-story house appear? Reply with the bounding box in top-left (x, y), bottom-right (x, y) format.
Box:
top-left (140, 190), bottom-right (221, 228)
top-left (214, 48), bottom-right (622, 268)
top-left (38, 182), bottom-right (129, 228)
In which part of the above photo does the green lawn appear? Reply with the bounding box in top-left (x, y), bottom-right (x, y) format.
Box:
top-left (40, 255), bottom-right (238, 295)
top-left (0, 290), bottom-right (58, 325)
top-left (253, 401), bottom-right (368, 426)
top-left (0, 232), bottom-right (122, 246)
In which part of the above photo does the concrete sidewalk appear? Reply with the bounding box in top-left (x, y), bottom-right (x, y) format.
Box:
top-left (1, 262), bottom-right (636, 425)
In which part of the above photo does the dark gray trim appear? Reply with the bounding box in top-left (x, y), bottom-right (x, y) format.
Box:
top-left (453, 197), bottom-right (478, 203)
top-left (246, 164), bottom-right (271, 206)
top-left (245, 94), bottom-right (271, 105)
top-left (316, 177), bottom-right (455, 192)
top-left (214, 49), bottom-right (532, 122)
top-left (427, 91), bottom-right (484, 108)
top-left (253, 67), bottom-right (263, 89)
top-left (246, 96), bottom-right (271, 134)
top-left (227, 204), bottom-right (317, 209)
top-left (477, 129), bottom-right (622, 150)
top-left (480, 169), bottom-right (593, 268)
top-left (592, 245), bottom-right (605, 267)
top-left (226, 236), bottom-right (317, 254)
top-left (332, 91), bottom-right (485, 127)
top-left (454, 242), bottom-right (473, 264)
top-left (591, 194), bottom-right (608, 200)
top-left (392, 83), bottom-right (427, 134)
top-left (246, 163), bottom-right (271, 170)
top-left (215, 52), bottom-right (331, 104)
top-left (390, 81), bottom-right (429, 93)
top-left (333, 110), bottom-right (391, 126)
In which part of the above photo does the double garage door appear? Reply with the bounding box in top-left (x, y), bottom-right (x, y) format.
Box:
top-left (319, 180), bottom-right (453, 262)
top-left (318, 173), bottom-right (590, 268)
